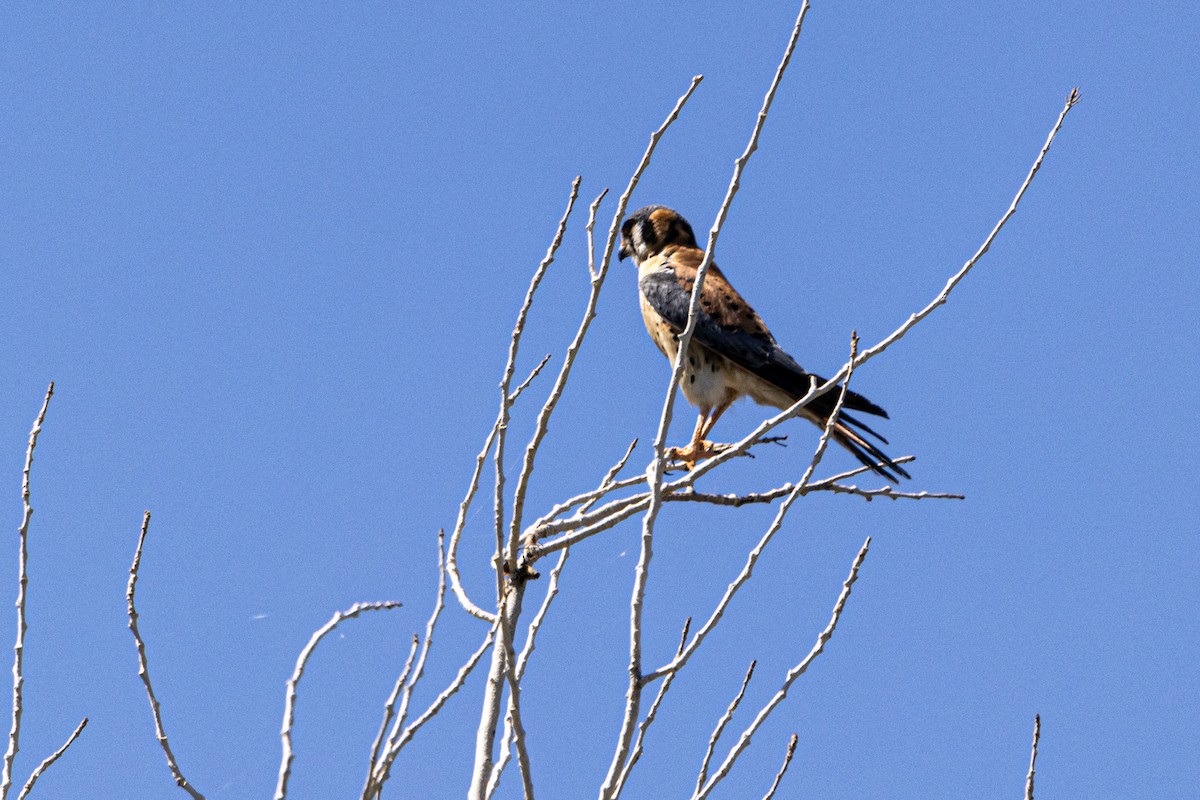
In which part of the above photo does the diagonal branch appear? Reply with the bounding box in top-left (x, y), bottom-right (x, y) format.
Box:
top-left (695, 660), bottom-right (756, 794)
top-left (693, 537), bottom-right (870, 800)
top-left (15, 716), bottom-right (86, 800)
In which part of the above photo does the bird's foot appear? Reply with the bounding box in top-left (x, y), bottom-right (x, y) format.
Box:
top-left (666, 440), bottom-right (729, 470)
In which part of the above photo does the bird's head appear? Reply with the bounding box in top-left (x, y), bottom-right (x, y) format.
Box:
top-left (618, 205), bottom-right (699, 265)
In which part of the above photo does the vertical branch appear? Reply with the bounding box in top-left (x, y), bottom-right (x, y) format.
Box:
top-left (1024, 714), bottom-right (1041, 800)
top-left (473, 75), bottom-right (703, 800)
top-left (2, 382), bottom-right (52, 800)
top-left (274, 600), bottom-right (402, 800)
top-left (603, 9), bottom-right (810, 797)
top-left (469, 584), bottom-right (525, 800)
top-left (127, 511), bottom-right (206, 800)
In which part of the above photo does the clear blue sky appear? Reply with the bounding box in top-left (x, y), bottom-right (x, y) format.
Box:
top-left (2, 2), bottom-right (1197, 798)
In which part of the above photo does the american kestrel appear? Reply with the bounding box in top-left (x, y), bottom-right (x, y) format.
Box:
top-left (618, 205), bottom-right (910, 481)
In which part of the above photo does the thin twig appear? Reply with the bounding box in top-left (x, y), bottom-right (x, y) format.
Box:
top-left (274, 600), bottom-right (402, 800)
top-left (369, 620), bottom-right (500, 797)
top-left (693, 538), bottom-right (870, 800)
top-left (361, 635), bottom-right (420, 800)
top-left (511, 354), bottom-right (553, 403)
top-left (15, 717), bottom-right (85, 800)
top-left (610, 619), bottom-right (691, 799)
top-left (760, 734), bottom-right (798, 800)
top-left (384, 531), bottom-right (447, 744)
top-left (127, 511), bottom-right (205, 800)
top-left (695, 660), bottom-right (756, 794)
top-left (3, 383), bottom-right (53, 800)
top-left (1024, 714), bottom-right (1041, 800)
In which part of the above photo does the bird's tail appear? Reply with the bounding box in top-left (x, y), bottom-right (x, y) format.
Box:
top-left (806, 382), bottom-right (911, 482)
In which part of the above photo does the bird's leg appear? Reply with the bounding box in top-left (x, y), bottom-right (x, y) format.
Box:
top-left (667, 401), bottom-right (734, 468)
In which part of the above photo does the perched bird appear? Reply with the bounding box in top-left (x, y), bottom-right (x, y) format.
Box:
top-left (618, 205), bottom-right (910, 481)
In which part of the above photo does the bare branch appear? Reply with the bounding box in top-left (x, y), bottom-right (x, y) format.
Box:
top-left (274, 600), bottom-right (402, 800)
top-left (369, 621), bottom-right (500, 797)
top-left (693, 537), bottom-right (870, 800)
top-left (499, 610), bottom-right (535, 800)
top-left (362, 634), bottom-right (419, 800)
top-left (2, 383), bottom-right (53, 800)
top-left (494, 179), bottom-right (583, 590)
top-left (695, 661), bottom-right (756, 794)
top-left (384, 531), bottom-right (447, 743)
top-left (127, 511), bottom-right (205, 800)
top-left (511, 354), bottom-right (553, 403)
top-left (760, 734), bottom-right (798, 800)
top-left (1025, 714), bottom-right (1041, 800)
top-left (611, 619), bottom-right (691, 799)
top-left (856, 88), bottom-right (1081, 368)
top-left (15, 717), bottom-right (86, 800)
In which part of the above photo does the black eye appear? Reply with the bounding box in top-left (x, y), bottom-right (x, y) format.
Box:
top-left (621, 218), bottom-right (635, 238)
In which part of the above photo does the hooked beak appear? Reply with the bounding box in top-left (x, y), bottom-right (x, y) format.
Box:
top-left (617, 241), bottom-right (631, 261)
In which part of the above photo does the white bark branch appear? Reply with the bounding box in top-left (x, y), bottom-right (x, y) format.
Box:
top-left (2, 383), bottom-right (53, 800)
top-left (1024, 714), bottom-right (1041, 800)
top-left (610, 619), bottom-right (690, 799)
top-left (127, 511), bottom-right (205, 800)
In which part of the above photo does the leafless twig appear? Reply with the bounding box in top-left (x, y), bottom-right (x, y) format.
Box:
top-left (2, 382), bottom-right (52, 800)
top-left (695, 660), bottom-right (756, 794)
top-left (362, 634), bottom-right (419, 800)
top-left (760, 734), bottom-right (798, 800)
top-left (127, 511), bottom-right (205, 800)
top-left (15, 716), bottom-right (86, 800)
top-left (1025, 714), bottom-right (1041, 800)
top-left (693, 537), bottom-right (870, 800)
top-left (274, 600), bottom-right (402, 800)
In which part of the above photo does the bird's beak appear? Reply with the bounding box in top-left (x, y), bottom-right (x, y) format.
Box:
top-left (617, 242), bottom-right (631, 261)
